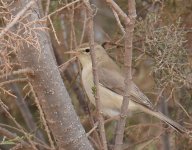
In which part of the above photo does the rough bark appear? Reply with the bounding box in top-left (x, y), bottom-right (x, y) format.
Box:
top-left (7, 0), bottom-right (93, 149)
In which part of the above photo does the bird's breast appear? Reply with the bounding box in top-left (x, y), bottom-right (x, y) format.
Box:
top-left (81, 65), bottom-right (139, 117)
top-left (82, 65), bottom-right (96, 105)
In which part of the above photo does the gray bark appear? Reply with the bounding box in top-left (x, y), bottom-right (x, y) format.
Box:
top-left (7, 0), bottom-right (93, 149)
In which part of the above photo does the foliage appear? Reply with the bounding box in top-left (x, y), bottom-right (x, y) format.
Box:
top-left (135, 14), bottom-right (190, 88)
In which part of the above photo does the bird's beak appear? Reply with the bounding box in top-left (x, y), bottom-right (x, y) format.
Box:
top-left (64, 50), bottom-right (80, 56)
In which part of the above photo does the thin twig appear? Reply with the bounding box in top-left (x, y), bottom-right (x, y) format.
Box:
top-left (175, 100), bottom-right (192, 120)
top-left (0, 0), bottom-right (35, 38)
top-left (105, 0), bottom-right (130, 23)
top-left (0, 78), bottom-right (28, 87)
top-left (86, 122), bottom-right (98, 137)
top-left (59, 56), bottom-right (77, 73)
top-left (0, 99), bottom-right (38, 150)
top-left (28, 83), bottom-right (55, 149)
top-left (48, 16), bottom-right (61, 44)
top-left (43, 0), bottom-right (80, 19)
top-left (84, 1), bottom-right (108, 150)
top-left (80, 7), bottom-right (87, 45)
top-left (87, 109), bottom-right (103, 148)
top-left (86, 115), bottom-right (120, 137)
top-left (45, 0), bottom-right (50, 16)
top-left (8, 79), bottom-right (46, 144)
top-left (0, 87), bottom-right (17, 98)
top-left (0, 124), bottom-right (51, 150)
top-left (0, 126), bottom-right (32, 149)
top-left (0, 68), bottom-right (34, 79)
top-left (111, 8), bottom-right (125, 34)
top-left (105, 1), bottom-right (136, 149)
top-left (88, 136), bottom-right (101, 150)
top-left (0, 126), bottom-right (20, 140)
top-left (70, 4), bottom-right (77, 48)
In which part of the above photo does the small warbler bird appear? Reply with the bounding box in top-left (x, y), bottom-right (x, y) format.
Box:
top-left (74, 43), bottom-right (187, 134)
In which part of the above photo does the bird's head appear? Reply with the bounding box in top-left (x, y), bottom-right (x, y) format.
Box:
top-left (69, 43), bottom-right (108, 67)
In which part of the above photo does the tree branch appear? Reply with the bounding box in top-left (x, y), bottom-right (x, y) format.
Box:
top-left (0, 0), bottom-right (35, 38)
top-left (7, 0), bottom-right (93, 149)
top-left (105, 1), bottom-right (136, 149)
top-left (84, 1), bottom-right (108, 150)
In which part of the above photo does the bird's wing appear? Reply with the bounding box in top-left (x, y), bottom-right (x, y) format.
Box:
top-left (98, 59), bottom-right (154, 110)
top-left (98, 60), bottom-right (125, 95)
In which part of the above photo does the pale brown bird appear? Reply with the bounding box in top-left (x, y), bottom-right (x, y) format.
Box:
top-left (75, 43), bottom-right (187, 134)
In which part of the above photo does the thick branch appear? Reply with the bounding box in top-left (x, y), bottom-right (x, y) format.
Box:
top-left (7, 0), bottom-right (93, 149)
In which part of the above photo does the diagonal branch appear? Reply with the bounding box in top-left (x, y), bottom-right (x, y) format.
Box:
top-left (6, 0), bottom-right (94, 149)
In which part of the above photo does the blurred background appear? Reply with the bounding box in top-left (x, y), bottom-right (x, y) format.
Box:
top-left (0, 0), bottom-right (192, 149)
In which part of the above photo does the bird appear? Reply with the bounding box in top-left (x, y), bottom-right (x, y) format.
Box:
top-left (73, 42), bottom-right (188, 134)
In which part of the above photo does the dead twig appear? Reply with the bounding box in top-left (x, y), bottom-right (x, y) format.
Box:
top-left (0, 0), bottom-right (35, 38)
top-left (104, 1), bottom-right (136, 149)
top-left (45, 0), bottom-right (50, 16)
top-left (0, 78), bottom-right (28, 87)
top-left (84, 1), bottom-right (108, 150)
top-left (0, 68), bottom-right (34, 79)
top-left (59, 56), bottom-right (77, 73)
top-left (28, 83), bottom-right (56, 149)
top-left (0, 99), bottom-right (38, 150)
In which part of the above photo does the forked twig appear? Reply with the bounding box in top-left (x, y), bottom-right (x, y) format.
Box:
top-left (0, 0), bottom-right (35, 38)
top-left (105, 0), bottom-right (136, 149)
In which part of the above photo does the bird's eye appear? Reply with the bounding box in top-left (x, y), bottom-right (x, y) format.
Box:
top-left (85, 48), bottom-right (90, 53)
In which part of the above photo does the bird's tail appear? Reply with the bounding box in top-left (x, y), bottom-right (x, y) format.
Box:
top-left (140, 105), bottom-right (187, 134)
top-left (152, 110), bottom-right (186, 133)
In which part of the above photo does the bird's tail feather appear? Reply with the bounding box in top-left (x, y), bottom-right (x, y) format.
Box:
top-left (152, 110), bottom-right (186, 133)
top-left (140, 105), bottom-right (187, 134)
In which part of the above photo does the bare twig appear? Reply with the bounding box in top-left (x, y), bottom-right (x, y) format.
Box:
top-left (48, 16), bottom-right (61, 44)
top-left (0, 0), bottom-right (35, 38)
top-left (80, 7), bottom-right (87, 45)
top-left (28, 83), bottom-right (55, 149)
top-left (84, 1), bottom-right (108, 150)
top-left (43, 0), bottom-right (80, 19)
top-left (45, 0), bottom-right (50, 16)
top-left (0, 68), bottom-right (34, 79)
top-left (105, 1), bottom-right (136, 149)
top-left (0, 126), bottom-right (19, 140)
top-left (0, 125), bottom-right (51, 150)
top-left (175, 100), bottom-right (192, 120)
top-left (8, 78), bottom-right (46, 144)
top-left (59, 56), bottom-right (77, 73)
top-left (0, 87), bottom-right (17, 98)
top-left (111, 9), bottom-right (125, 34)
top-left (0, 78), bottom-right (28, 87)
top-left (86, 115), bottom-right (120, 137)
top-left (0, 99), bottom-right (38, 150)
top-left (88, 136), bottom-right (101, 150)
top-left (0, 126), bottom-right (32, 149)
top-left (105, 0), bottom-right (130, 23)
top-left (69, 4), bottom-right (77, 49)
top-left (86, 122), bottom-right (98, 137)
